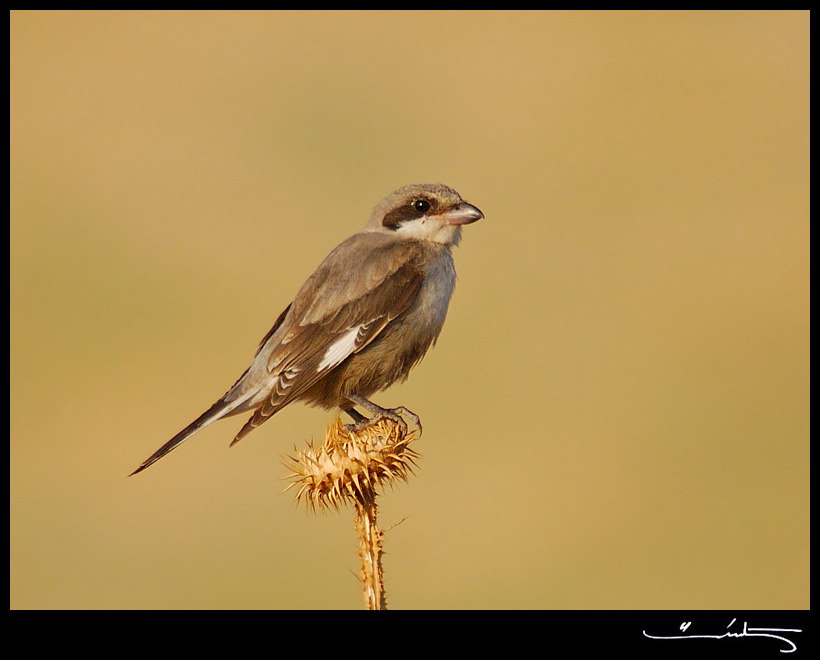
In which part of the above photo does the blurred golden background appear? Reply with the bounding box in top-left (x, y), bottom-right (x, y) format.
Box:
top-left (10, 10), bottom-right (808, 609)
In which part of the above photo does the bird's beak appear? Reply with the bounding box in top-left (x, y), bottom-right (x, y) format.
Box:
top-left (441, 202), bottom-right (484, 226)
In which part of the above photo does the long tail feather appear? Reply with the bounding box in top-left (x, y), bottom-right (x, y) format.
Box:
top-left (130, 390), bottom-right (253, 476)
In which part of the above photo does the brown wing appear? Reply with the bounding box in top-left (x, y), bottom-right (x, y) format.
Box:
top-left (230, 235), bottom-right (426, 444)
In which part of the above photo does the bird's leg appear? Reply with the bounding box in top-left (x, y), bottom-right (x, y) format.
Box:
top-left (344, 407), bottom-right (369, 428)
top-left (346, 394), bottom-right (423, 436)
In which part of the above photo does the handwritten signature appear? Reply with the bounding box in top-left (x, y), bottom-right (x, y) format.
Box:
top-left (643, 618), bottom-right (802, 654)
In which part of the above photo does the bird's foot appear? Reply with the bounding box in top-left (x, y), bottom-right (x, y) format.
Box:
top-left (344, 396), bottom-right (422, 436)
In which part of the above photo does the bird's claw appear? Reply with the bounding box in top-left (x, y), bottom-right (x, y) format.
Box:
top-left (390, 406), bottom-right (422, 436)
top-left (343, 402), bottom-right (422, 437)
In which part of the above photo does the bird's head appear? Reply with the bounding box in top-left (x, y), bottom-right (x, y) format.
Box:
top-left (366, 183), bottom-right (483, 246)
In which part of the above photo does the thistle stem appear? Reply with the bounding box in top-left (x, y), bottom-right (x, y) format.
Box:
top-left (286, 416), bottom-right (419, 609)
top-left (356, 497), bottom-right (386, 610)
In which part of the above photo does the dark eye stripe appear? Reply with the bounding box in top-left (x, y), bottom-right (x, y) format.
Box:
top-left (382, 200), bottom-right (431, 230)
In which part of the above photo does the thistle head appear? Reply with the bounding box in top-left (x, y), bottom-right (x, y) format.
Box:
top-left (285, 417), bottom-right (419, 511)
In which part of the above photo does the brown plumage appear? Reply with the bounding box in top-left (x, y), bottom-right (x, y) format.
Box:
top-left (130, 183), bottom-right (482, 475)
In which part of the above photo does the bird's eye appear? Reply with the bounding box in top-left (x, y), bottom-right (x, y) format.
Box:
top-left (413, 199), bottom-right (431, 214)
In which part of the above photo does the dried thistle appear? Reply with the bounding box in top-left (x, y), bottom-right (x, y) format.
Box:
top-left (285, 416), bottom-right (420, 609)
top-left (285, 417), bottom-right (419, 511)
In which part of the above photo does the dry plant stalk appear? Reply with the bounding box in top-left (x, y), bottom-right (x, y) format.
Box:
top-left (356, 495), bottom-right (385, 610)
top-left (285, 417), bottom-right (419, 610)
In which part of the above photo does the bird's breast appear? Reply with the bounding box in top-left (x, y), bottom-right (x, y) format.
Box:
top-left (405, 247), bottom-right (457, 333)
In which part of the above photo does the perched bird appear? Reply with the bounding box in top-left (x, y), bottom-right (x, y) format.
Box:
top-left (130, 183), bottom-right (482, 475)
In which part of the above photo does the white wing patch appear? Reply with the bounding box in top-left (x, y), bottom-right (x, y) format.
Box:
top-left (317, 324), bottom-right (365, 372)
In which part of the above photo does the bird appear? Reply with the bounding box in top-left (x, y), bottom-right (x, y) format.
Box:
top-left (130, 183), bottom-right (482, 476)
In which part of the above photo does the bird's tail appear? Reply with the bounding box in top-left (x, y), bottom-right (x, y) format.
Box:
top-left (129, 388), bottom-right (255, 476)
